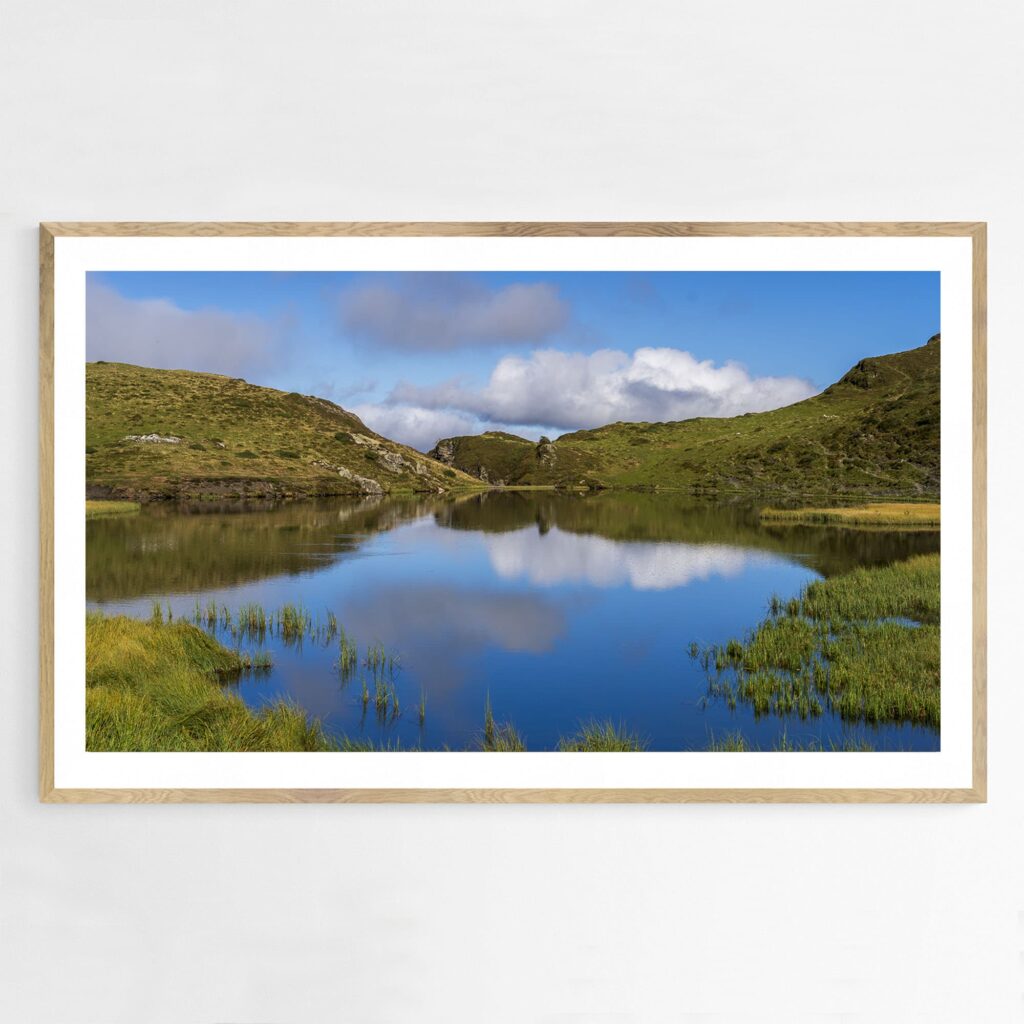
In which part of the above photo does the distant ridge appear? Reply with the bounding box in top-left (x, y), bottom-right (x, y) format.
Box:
top-left (427, 337), bottom-right (941, 497)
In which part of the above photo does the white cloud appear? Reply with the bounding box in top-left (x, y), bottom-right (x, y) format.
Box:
top-left (486, 528), bottom-right (775, 590)
top-left (387, 346), bottom-right (817, 434)
top-left (338, 274), bottom-right (569, 350)
top-left (352, 403), bottom-right (479, 452)
top-left (87, 280), bottom-right (282, 376)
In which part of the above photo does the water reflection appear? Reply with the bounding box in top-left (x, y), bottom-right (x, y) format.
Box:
top-left (86, 495), bottom-right (433, 600)
top-left (335, 585), bottom-right (567, 698)
top-left (88, 491), bottom-right (940, 601)
top-left (486, 528), bottom-right (770, 590)
top-left (87, 491), bottom-right (941, 751)
top-left (340, 585), bottom-right (565, 654)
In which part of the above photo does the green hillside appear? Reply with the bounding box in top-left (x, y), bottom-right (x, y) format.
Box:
top-left (427, 335), bottom-right (941, 497)
top-left (86, 362), bottom-right (480, 501)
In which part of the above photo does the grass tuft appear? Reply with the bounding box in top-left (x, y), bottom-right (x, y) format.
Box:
top-left (86, 613), bottom-right (332, 751)
top-left (479, 696), bottom-right (527, 751)
top-left (557, 720), bottom-right (646, 752)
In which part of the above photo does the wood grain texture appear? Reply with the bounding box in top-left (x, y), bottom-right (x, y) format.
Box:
top-left (39, 226), bottom-right (54, 802)
top-left (38, 221), bottom-right (987, 804)
top-left (41, 221), bottom-right (985, 238)
top-left (972, 224), bottom-right (988, 802)
top-left (38, 787), bottom-right (986, 804)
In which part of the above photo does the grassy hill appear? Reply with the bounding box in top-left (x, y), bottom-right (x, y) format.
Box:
top-left (427, 335), bottom-right (941, 497)
top-left (86, 362), bottom-right (480, 501)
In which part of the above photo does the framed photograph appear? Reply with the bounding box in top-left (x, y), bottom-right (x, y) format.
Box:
top-left (40, 221), bottom-right (986, 802)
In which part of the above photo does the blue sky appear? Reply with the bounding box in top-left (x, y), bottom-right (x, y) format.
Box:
top-left (87, 270), bottom-right (939, 450)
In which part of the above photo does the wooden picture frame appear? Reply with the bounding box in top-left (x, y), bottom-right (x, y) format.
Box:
top-left (40, 221), bottom-right (986, 803)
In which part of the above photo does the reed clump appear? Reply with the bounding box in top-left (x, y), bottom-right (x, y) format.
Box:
top-left (238, 649), bottom-right (273, 671)
top-left (337, 627), bottom-right (358, 677)
top-left (237, 602), bottom-right (267, 637)
top-left (704, 730), bottom-right (750, 751)
top-left (692, 554), bottom-right (940, 729)
top-left (558, 720), bottom-right (646, 752)
top-left (479, 696), bottom-right (527, 751)
top-left (183, 599), bottom-right (391, 665)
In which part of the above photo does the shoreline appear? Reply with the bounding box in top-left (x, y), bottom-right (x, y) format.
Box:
top-left (86, 481), bottom-right (942, 507)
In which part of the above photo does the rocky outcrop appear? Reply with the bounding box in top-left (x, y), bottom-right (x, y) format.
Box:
top-left (121, 434), bottom-right (182, 444)
top-left (536, 440), bottom-right (556, 464)
top-left (427, 438), bottom-right (457, 465)
top-left (312, 461), bottom-right (384, 495)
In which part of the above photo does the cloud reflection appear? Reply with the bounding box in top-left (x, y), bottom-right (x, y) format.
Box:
top-left (336, 585), bottom-right (567, 694)
top-left (486, 528), bottom-right (771, 590)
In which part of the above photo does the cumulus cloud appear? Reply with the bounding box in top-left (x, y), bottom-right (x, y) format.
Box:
top-left (87, 279), bottom-right (281, 375)
top-left (486, 528), bottom-right (775, 591)
top-left (337, 273), bottom-right (569, 350)
top-left (352, 403), bottom-right (479, 452)
top-left (386, 346), bottom-right (817, 435)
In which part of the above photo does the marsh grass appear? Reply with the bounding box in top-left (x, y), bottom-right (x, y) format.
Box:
top-left (238, 649), bottom-right (273, 672)
top-left (86, 499), bottom-right (140, 519)
top-left (87, 613), bottom-right (670, 751)
top-left (365, 641), bottom-right (398, 675)
top-left (86, 613), bottom-right (333, 751)
top-left (703, 729), bottom-right (875, 752)
top-left (187, 599), bottom-right (382, 655)
top-left (799, 556), bottom-right (940, 625)
top-left (337, 626), bottom-right (358, 677)
top-left (479, 696), bottom-right (527, 751)
top-left (558, 720), bottom-right (646, 752)
top-left (760, 502), bottom-right (940, 528)
top-left (373, 676), bottom-right (389, 715)
top-left (236, 602), bottom-right (267, 638)
top-left (704, 730), bottom-right (750, 752)
top-left (277, 602), bottom-right (311, 641)
top-left (692, 554), bottom-right (940, 729)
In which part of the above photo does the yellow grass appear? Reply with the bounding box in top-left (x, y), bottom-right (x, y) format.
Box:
top-left (86, 499), bottom-right (141, 519)
top-left (759, 502), bottom-right (940, 528)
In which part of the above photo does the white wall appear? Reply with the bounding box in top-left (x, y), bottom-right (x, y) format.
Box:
top-left (1, 2), bottom-right (1021, 1021)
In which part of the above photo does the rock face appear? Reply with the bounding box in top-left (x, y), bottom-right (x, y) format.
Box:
top-left (312, 461), bottom-right (384, 495)
top-left (536, 440), bottom-right (556, 464)
top-left (475, 465), bottom-right (507, 486)
top-left (427, 438), bottom-right (457, 465)
top-left (122, 434), bottom-right (182, 444)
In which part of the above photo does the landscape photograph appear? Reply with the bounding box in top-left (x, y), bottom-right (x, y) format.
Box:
top-left (84, 268), bottom-right (941, 754)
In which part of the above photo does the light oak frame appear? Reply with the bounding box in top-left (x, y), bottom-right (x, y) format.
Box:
top-left (39, 221), bottom-right (987, 803)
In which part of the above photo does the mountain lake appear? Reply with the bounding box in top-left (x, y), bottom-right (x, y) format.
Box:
top-left (86, 490), bottom-right (941, 752)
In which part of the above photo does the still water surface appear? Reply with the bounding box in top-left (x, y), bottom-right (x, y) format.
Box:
top-left (87, 492), bottom-right (941, 751)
